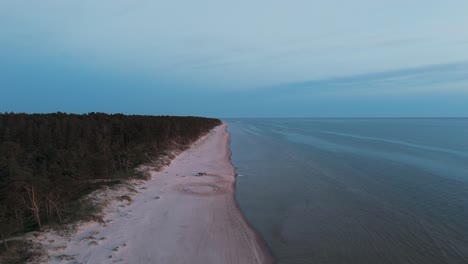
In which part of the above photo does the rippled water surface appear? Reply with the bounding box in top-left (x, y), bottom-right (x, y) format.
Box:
top-left (228, 118), bottom-right (468, 264)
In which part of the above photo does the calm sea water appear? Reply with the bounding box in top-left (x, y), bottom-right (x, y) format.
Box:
top-left (228, 118), bottom-right (468, 264)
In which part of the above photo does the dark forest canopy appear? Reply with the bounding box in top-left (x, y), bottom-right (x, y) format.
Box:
top-left (0, 112), bottom-right (221, 240)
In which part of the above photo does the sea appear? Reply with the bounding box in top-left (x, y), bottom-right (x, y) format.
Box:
top-left (227, 118), bottom-right (468, 264)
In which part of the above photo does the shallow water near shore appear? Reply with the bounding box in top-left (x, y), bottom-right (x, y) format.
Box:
top-left (228, 118), bottom-right (468, 264)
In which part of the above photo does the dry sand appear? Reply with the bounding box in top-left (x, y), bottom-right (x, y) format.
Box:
top-left (31, 123), bottom-right (272, 264)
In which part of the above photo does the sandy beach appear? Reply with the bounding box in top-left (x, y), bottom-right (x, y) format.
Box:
top-left (31, 123), bottom-right (272, 264)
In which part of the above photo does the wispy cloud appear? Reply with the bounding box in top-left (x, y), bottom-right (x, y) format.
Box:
top-left (262, 61), bottom-right (468, 97)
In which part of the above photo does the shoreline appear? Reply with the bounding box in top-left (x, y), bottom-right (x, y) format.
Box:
top-left (226, 125), bottom-right (276, 262)
top-left (30, 123), bottom-right (273, 264)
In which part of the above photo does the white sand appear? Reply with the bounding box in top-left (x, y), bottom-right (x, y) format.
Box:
top-left (31, 123), bottom-right (272, 264)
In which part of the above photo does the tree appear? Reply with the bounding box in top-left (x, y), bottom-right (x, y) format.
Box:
top-left (0, 112), bottom-right (221, 235)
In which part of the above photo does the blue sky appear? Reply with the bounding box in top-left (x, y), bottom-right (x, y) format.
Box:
top-left (1, 1), bottom-right (467, 117)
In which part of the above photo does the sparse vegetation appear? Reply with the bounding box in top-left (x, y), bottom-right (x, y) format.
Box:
top-left (0, 240), bottom-right (36, 264)
top-left (117, 195), bottom-right (133, 203)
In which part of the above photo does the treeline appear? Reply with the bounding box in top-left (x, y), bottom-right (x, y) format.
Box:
top-left (0, 112), bottom-right (221, 241)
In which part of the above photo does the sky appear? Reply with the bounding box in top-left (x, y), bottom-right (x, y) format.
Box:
top-left (1, 1), bottom-right (468, 117)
